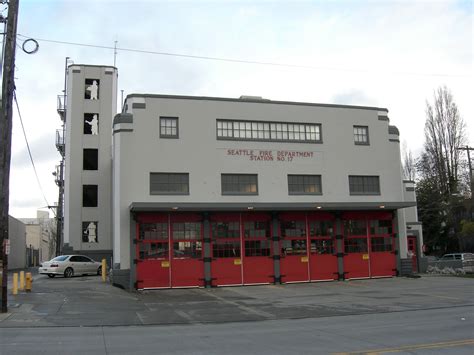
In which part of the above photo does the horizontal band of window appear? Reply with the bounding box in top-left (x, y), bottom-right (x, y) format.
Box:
top-left (349, 193), bottom-right (380, 196)
top-left (222, 192), bottom-right (259, 196)
top-left (159, 134), bottom-right (179, 139)
top-left (217, 136), bottom-right (322, 144)
top-left (288, 192), bottom-right (323, 196)
top-left (150, 191), bottom-right (190, 195)
top-left (354, 141), bottom-right (370, 145)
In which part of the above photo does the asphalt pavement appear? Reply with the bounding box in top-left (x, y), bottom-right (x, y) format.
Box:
top-left (0, 271), bottom-right (472, 328)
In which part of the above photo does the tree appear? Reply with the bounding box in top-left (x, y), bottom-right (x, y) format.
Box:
top-left (402, 141), bottom-right (416, 181)
top-left (422, 86), bottom-right (466, 196)
top-left (460, 220), bottom-right (474, 252)
top-left (416, 86), bottom-right (468, 253)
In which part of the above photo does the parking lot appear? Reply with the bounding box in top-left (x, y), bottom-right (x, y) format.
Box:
top-left (0, 273), bottom-right (472, 328)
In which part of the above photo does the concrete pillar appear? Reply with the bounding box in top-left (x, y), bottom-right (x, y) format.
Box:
top-left (272, 212), bottom-right (281, 284)
top-left (202, 213), bottom-right (212, 288)
top-left (335, 212), bottom-right (345, 280)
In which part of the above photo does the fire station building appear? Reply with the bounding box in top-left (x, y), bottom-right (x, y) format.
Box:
top-left (61, 65), bottom-right (423, 290)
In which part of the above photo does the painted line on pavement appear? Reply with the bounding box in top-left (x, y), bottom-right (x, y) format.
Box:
top-left (333, 338), bottom-right (474, 354)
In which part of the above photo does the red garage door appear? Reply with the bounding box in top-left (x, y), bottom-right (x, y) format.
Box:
top-left (210, 213), bottom-right (273, 286)
top-left (369, 218), bottom-right (396, 277)
top-left (136, 214), bottom-right (171, 289)
top-left (170, 214), bottom-right (204, 287)
top-left (241, 213), bottom-right (273, 285)
top-left (135, 213), bottom-right (204, 289)
top-left (307, 213), bottom-right (338, 281)
top-left (211, 214), bottom-right (243, 286)
top-left (343, 212), bottom-right (396, 280)
top-left (280, 212), bottom-right (339, 283)
top-left (280, 213), bottom-right (310, 283)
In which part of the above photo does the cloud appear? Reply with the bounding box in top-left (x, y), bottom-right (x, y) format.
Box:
top-left (331, 90), bottom-right (377, 107)
top-left (11, 132), bottom-right (60, 168)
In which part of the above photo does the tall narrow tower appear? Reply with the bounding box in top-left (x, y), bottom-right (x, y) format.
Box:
top-left (63, 65), bottom-right (118, 263)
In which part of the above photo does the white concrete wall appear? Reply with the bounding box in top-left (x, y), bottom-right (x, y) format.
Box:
top-left (114, 95), bottom-right (410, 268)
top-left (64, 65), bottom-right (117, 253)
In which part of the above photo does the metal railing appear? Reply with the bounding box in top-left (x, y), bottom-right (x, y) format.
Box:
top-left (57, 94), bottom-right (66, 120)
top-left (55, 129), bottom-right (65, 155)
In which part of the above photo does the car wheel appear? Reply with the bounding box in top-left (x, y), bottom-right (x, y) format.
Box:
top-left (64, 267), bottom-right (74, 278)
top-left (97, 266), bottom-right (102, 276)
top-left (48, 274), bottom-right (55, 278)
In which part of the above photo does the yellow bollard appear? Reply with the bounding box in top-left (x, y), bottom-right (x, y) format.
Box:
top-left (25, 272), bottom-right (32, 292)
top-left (101, 259), bottom-right (106, 282)
top-left (12, 273), bottom-right (18, 295)
top-left (19, 270), bottom-right (25, 291)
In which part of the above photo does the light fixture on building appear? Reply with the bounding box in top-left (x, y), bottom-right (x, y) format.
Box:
top-left (247, 206), bottom-right (254, 210)
top-left (172, 207), bottom-right (179, 210)
top-left (316, 206), bottom-right (322, 209)
top-left (379, 205), bottom-right (385, 209)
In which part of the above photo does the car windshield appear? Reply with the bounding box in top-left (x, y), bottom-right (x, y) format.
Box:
top-left (50, 256), bottom-right (69, 262)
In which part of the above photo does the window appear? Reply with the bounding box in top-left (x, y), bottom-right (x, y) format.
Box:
top-left (172, 223), bottom-right (201, 240)
top-left (344, 220), bottom-right (367, 236)
top-left (371, 237), bottom-right (393, 252)
top-left (345, 238), bottom-right (368, 253)
top-left (354, 126), bottom-right (369, 145)
top-left (349, 175), bottom-right (380, 195)
top-left (217, 119), bottom-right (322, 143)
top-left (84, 79), bottom-right (100, 100)
top-left (83, 185), bottom-right (98, 207)
top-left (221, 174), bottom-right (258, 195)
top-left (82, 221), bottom-right (98, 243)
top-left (370, 220), bottom-right (392, 235)
top-left (150, 173), bottom-right (189, 195)
top-left (160, 117), bottom-right (178, 138)
top-left (212, 222), bottom-right (240, 238)
top-left (83, 149), bottom-right (98, 170)
top-left (139, 223), bottom-right (168, 240)
top-left (84, 113), bottom-right (99, 135)
top-left (288, 175), bottom-right (322, 195)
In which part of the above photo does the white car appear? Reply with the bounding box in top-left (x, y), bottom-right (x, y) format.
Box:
top-left (40, 255), bottom-right (102, 278)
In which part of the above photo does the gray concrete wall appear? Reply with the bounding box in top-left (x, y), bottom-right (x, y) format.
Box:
top-left (64, 65), bottom-right (117, 255)
top-left (8, 216), bottom-right (26, 270)
top-left (114, 95), bottom-right (410, 269)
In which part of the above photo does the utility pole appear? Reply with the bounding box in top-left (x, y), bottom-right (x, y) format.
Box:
top-left (55, 57), bottom-right (69, 257)
top-left (457, 146), bottom-right (474, 222)
top-left (0, 0), bottom-right (20, 313)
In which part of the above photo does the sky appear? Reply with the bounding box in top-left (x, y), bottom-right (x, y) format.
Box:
top-left (5, 0), bottom-right (473, 218)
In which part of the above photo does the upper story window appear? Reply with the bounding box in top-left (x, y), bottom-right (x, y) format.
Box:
top-left (221, 174), bottom-right (258, 195)
top-left (84, 79), bottom-right (99, 100)
top-left (150, 173), bottom-right (189, 195)
top-left (217, 119), bottom-right (322, 143)
top-left (288, 174), bottom-right (322, 195)
top-left (160, 117), bottom-right (178, 138)
top-left (349, 175), bottom-right (380, 195)
top-left (83, 185), bottom-right (98, 207)
top-left (84, 113), bottom-right (99, 135)
top-left (83, 149), bottom-right (98, 170)
top-left (354, 126), bottom-right (369, 145)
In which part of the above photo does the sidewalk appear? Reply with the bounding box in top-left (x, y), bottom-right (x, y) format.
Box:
top-left (0, 272), bottom-right (472, 327)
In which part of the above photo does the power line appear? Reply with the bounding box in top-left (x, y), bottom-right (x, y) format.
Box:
top-left (16, 33), bottom-right (467, 78)
top-left (13, 90), bottom-right (56, 217)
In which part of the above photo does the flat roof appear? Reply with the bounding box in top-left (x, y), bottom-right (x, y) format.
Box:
top-left (126, 93), bottom-right (389, 112)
